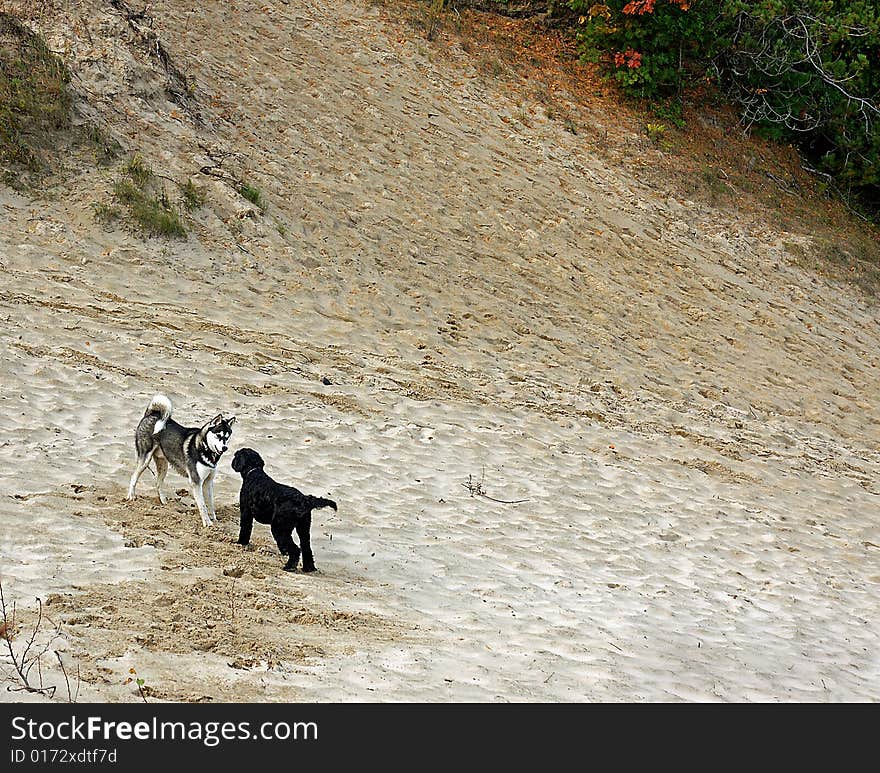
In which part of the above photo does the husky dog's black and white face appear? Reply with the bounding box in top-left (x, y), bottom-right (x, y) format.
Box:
top-left (204, 415), bottom-right (235, 455)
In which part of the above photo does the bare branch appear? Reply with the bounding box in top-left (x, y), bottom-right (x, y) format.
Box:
top-left (0, 580), bottom-right (68, 699)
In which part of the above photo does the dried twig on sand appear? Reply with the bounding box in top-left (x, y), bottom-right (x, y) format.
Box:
top-left (462, 470), bottom-right (530, 504)
top-left (0, 580), bottom-right (67, 699)
top-left (55, 651), bottom-right (81, 704)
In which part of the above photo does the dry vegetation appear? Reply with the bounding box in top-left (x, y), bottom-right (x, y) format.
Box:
top-left (380, 0), bottom-right (880, 294)
top-left (0, 10), bottom-right (118, 187)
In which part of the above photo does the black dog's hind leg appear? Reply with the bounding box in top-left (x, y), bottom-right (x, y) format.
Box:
top-left (272, 513), bottom-right (301, 572)
top-left (297, 514), bottom-right (316, 572)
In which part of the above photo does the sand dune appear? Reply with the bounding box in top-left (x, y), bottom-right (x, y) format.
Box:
top-left (0, 0), bottom-right (878, 702)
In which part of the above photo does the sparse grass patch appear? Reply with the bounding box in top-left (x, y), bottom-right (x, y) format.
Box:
top-left (83, 123), bottom-right (121, 165)
top-left (701, 166), bottom-right (732, 200)
top-left (122, 155), bottom-right (151, 185)
top-left (180, 178), bottom-right (206, 211)
top-left (97, 155), bottom-right (187, 238)
top-left (424, 0), bottom-right (445, 41)
top-left (0, 13), bottom-right (115, 186)
top-left (479, 54), bottom-right (506, 79)
top-left (239, 182), bottom-right (264, 209)
top-left (113, 177), bottom-right (185, 237)
top-left (0, 12), bottom-right (72, 179)
top-left (93, 202), bottom-right (121, 223)
top-left (405, 0), bottom-right (448, 40)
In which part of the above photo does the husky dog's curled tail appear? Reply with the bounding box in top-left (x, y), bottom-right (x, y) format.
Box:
top-left (144, 393), bottom-right (173, 433)
top-left (306, 496), bottom-right (337, 512)
top-left (133, 393), bottom-right (173, 461)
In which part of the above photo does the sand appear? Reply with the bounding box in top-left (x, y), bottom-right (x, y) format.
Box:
top-left (0, 0), bottom-right (878, 702)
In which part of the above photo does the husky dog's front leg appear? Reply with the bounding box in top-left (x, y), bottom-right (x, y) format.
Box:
top-left (204, 471), bottom-right (217, 521)
top-left (191, 476), bottom-right (213, 527)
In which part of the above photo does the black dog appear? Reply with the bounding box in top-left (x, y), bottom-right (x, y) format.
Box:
top-left (231, 447), bottom-right (337, 572)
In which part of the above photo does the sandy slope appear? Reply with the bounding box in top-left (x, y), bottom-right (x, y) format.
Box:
top-left (0, 0), bottom-right (878, 702)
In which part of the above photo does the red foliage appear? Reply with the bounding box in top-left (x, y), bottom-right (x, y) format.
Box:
top-left (614, 48), bottom-right (643, 68)
top-left (622, 0), bottom-right (656, 14)
top-left (622, 0), bottom-right (690, 13)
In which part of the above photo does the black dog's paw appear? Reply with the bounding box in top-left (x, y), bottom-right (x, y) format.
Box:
top-left (302, 565), bottom-right (317, 573)
top-left (282, 565), bottom-right (296, 573)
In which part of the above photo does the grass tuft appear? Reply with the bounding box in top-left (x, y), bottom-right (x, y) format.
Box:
top-left (97, 155), bottom-right (186, 238)
top-left (239, 182), bottom-right (264, 209)
top-left (180, 178), bottom-right (206, 211)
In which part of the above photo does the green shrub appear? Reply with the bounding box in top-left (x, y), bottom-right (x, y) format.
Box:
top-left (718, 2), bottom-right (880, 213)
top-left (569, 0), bottom-right (721, 100)
top-left (645, 121), bottom-right (667, 144)
top-left (569, 0), bottom-right (880, 217)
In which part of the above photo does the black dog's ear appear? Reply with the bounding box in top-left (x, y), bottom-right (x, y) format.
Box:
top-left (231, 451), bottom-right (243, 472)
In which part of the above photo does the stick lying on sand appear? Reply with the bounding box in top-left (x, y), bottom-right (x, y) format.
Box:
top-left (462, 472), bottom-right (529, 504)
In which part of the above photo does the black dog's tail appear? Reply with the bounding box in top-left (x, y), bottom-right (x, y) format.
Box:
top-left (308, 496), bottom-right (337, 512)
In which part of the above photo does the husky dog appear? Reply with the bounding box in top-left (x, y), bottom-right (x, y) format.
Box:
top-left (127, 394), bottom-right (235, 527)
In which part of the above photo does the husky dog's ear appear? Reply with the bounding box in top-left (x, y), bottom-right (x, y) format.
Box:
top-left (227, 416), bottom-right (236, 426)
top-left (207, 414), bottom-right (223, 427)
